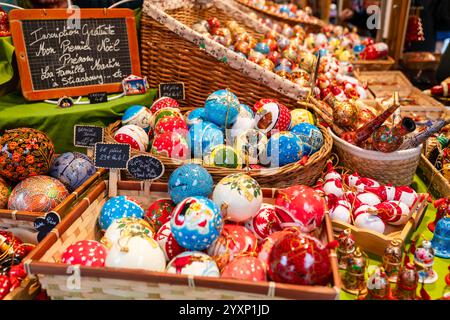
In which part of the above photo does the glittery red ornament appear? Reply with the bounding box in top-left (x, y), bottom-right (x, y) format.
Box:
top-left (151, 132), bottom-right (189, 160)
top-left (60, 240), bottom-right (107, 267)
top-left (207, 17), bottom-right (220, 31)
top-left (145, 198), bottom-right (176, 232)
top-left (222, 256), bottom-right (267, 281)
top-left (154, 116), bottom-right (188, 136)
top-left (268, 233), bottom-right (331, 285)
top-left (257, 227), bottom-right (300, 267)
top-left (0, 275), bottom-right (11, 300)
top-left (155, 221), bottom-right (186, 261)
top-left (150, 97), bottom-right (180, 114)
top-left (0, 8), bottom-right (11, 38)
top-left (244, 204), bottom-right (282, 241)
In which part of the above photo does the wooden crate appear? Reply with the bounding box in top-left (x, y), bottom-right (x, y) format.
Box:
top-left (355, 70), bottom-right (413, 94)
top-left (350, 56), bottom-right (396, 72)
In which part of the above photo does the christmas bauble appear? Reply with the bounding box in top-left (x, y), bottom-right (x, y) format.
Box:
top-left (151, 132), bottom-right (189, 160)
top-left (114, 124), bottom-right (149, 152)
top-left (0, 128), bottom-right (55, 182)
top-left (150, 97), bottom-right (180, 114)
top-left (154, 116), bottom-right (188, 136)
top-left (152, 107), bottom-right (183, 128)
top-left (254, 101), bottom-right (291, 136)
top-left (275, 185), bottom-right (325, 232)
top-left (166, 251), bottom-right (220, 277)
top-left (0, 275), bottom-right (11, 300)
top-left (230, 115), bottom-right (255, 142)
top-left (212, 173), bottom-right (262, 222)
top-left (49, 152), bottom-right (96, 192)
top-left (204, 145), bottom-right (242, 169)
top-left (168, 164), bottom-right (213, 204)
top-left (346, 192), bottom-right (381, 210)
top-left (0, 177), bottom-right (10, 209)
top-left (234, 129), bottom-right (268, 166)
top-left (291, 123), bottom-right (323, 155)
top-left (266, 132), bottom-right (305, 167)
top-left (61, 240), bottom-right (107, 267)
top-left (188, 121), bottom-right (224, 158)
top-left (207, 224), bottom-right (258, 269)
top-left (354, 212), bottom-right (385, 233)
top-left (99, 196), bottom-right (144, 230)
top-left (268, 233), bottom-right (331, 285)
top-left (375, 200), bottom-right (411, 226)
top-left (222, 256), bottom-right (266, 281)
top-left (323, 178), bottom-right (344, 198)
top-left (145, 198), bottom-right (176, 231)
top-left (254, 42), bottom-right (270, 54)
top-left (204, 89), bottom-right (240, 128)
top-left (185, 108), bottom-right (205, 128)
top-left (244, 203), bottom-right (282, 241)
top-left (329, 199), bottom-right (352, 223)
top-left (101, 217), bottom-right (154, 249)
top-left (290, 109), bottom-right (316, 127)
top-left (122, 105), bottom-right (152, 132)
top-left (8, 176), bottom-right (68, 212)
top-left (252, 98), bottom-right (278, 113)
top-left (171, 196), bottom-right (223, 250)
top-left (155, 221), bottom-right (186, 261)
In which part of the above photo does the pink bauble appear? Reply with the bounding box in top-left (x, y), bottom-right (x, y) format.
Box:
top-left (61, 240), bottom-right (107, 267)
top-left (244, 203), bottom-right (282, 241)
top-left (151, 132), bottom-right (189, 159)
top-left (222, 256), bottom-right (266, 281)
top-left (354, 212), bottom-right (385, 233)
top-left (150, 96), bottom-right (180, 114)
top-left (154, 116), bottom-right (188, 136)
top-left (114, 124), bottom-right (149, 152)
top-left (155, 222), bottom-right (186, 261)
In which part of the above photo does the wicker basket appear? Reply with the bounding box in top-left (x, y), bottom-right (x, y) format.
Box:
top-left (24, 179), bottom-right (341, 300)
top-left (416, 154), bottom-right (450, 198)
top-left (329, 129), bottom-right (422, 186)
top-left (140, 0), bottom-right (311, 109)
top-left (350, 56), bottom-right (396, 72)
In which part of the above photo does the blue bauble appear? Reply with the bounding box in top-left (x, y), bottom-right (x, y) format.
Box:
top-left (188, 121), bottom-right (224, 158)
top-left (291, 123), bottom-right (324, 155)
top-left (240, 104), bottom-right (254, 118)
top-left (204, 89), bottom-right (240, 128)
top-left (171, 196), bottom-right (223, 250)
top-left (279, 5), bottom-right (290, 13)
top-left (50, 152), bottom-right (96, 192)
top-left (431, 215), bottom-right (450, 258)
top-left (254, 42), bottom-right (270, 55)
top-left (122, 105), bottom-right (152, 132)
top-left (99, 196), bottom-right (144, 230)
top-left (266, 132), bottom-right (305, 167)
top-left (274, 64), bottom-right (292, 73)
top-left (186, 108), bottom-right (205, 128)
top-left (353, 44), bottom-right (365, 54)
top-left (169, 164), bottom-right (214, 204)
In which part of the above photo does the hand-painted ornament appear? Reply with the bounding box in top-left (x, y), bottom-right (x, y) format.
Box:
top-left (61, 240), bottom-right (107, 267)
top-left (354, 212), bottom-right (385, 233)
top-left (324, 161), bottom-right (342, 181)
top-left (207, 224), bottom-right (258, 270)
top-left (114, 124), bottom-right (149, 152)
top-left (122, 105), bottom-right (152, 132)
top-left (188, 121), bottom-right (224, 158)
top-left (155, 221), bottom-right (186, 261)
top-left (185, 108), bottom-right (205, 128)
top-left (268, 233), bottom-right (331, 285)
top-left (394, 262), bottom-right (419, 300)
top-left (222, 256), bottom-right (266, 281)
top-left (234, 129), bottom-right (268, 166)
top-left (363, 185), bottom-right (418, 208)
top-left (212, 173), bottom-right (262, 222)
top-left (0, 275), bottom-right (11, 300)
top-left (101, 217), bottom-right (154, 249)
top-left (98, 196), bottom-right (144, 230)
top-left (49, 152), bottom-right (96, 192)
top-left (170, 196), bottom-right (222, 250)
top-left (145, 198), bottom-right (175, 231)
top-left (244, 203), bottom-right (282, 241)
top-left (204, 89), bottom-right (240, 128)
top-left (346, 191), bottom-right (382, 211)
top-left (151, 131), bottom-right (189, 160)
top-left (324, 94), bottom-right (357, 128)
top-left (8, 176), bottom-right (69, 212)
top-left (382, 239), bottom-right (403, 282)
top-left (330, 199), bottom-right (352, 223)
top-left (168, 164), bottom-right (213, 204)
top-left (252, 98), bottom-right (278, 113)
top-left (365, 267), bottom-right (391, 300)
top-left (375, 201), bottom-right (411, 225)
top-left (266, 132), bottom-right (305, 167)
top-left (336, 228), bottom-right (356, 269)
top-left (166, 251), bottom-right (220, 277)
top-left (0, 177), bottom-right (10, 209)
top-left (414, 240), bottom-right (438, 284)
top-left (204, 144), bottom-right (242, 169)
top-left (254, 101), bottom-right (291, 136)
top-left (230, 114), bottom-right (255, 142)
top-left (343, 172), bottom-right (380, 192)
top-left (151, 107), bottom-right (183, 128)
top-left (291, 123), bottom-right (323, 155)
top-left (343, 247), bottom-right (367, 294)
top-left (431, 213), bottom-right (450, 258)
top-left (290, 109), bottom-right (316, 128)
top-left (323, 178), bottom-right (344, 198)
top-left (150, 97), bottom-right (180, 114)
top-left (154, 116), bottom-right (188, 136)
top-left (257, 228), bottom-right (300, 267)
top-left (0, 128), bottom-right (55, 182)
top-left (275, 185), bottom-right (325, 232)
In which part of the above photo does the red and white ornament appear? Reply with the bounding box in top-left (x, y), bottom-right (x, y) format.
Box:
top-left (375, 201), bottom-right (411, 226)
top-left (344, 172), bottom-right (380, 192)
top-left (364, 185), bottom-right (418, 208)
top-left (154, 116), bottom-right (188, 136)
top-left (254, 101), bottom-right (291, 136)
top-left (0, 275), bottom-right (11, 300)
top-left (150, 96), bottom-right (180, 114)
top-left (244, 203), bottom-right (282, 241)
top-left (252, 98), bottom-right (278, 113)
top-left (323, 178), bottom-right (344, 198)
top-left (354, 212), bottom-right (385, 233)
top-left (151, 131), bottom-right (189, 160)
top-left (345, 191), bottom-right (381, 210)
top-left (222, 256), bottom-right (267, 282)
top-left (145, 198), bottom-right (176, 231)
top-left (114, 124), bottom-right (149, 152)
top-left (257, 227), bottom-right (300, 267)
top-left (155, 222), bottom-right (186, 261)
top-left (329, 199), bottom-right (352, 223)
top-left (60, 240), bottom-right (107, 267)
top-left (324, 161), bottom-right (342, 181)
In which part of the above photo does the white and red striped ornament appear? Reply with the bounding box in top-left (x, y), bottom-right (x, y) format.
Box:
top-left (345, 191), bottom-right (381, 210)
top-left (354, 212), bottom-right (385, 233)
top-left (375, 201), bottom-right (411, 226)
top-left (364, 185), bottom-right (418, 208)
top-left (329, 199), bottom-right (352, 223)
top-left (150, 96), bottom-right (180, 114)
top-left (244, 203), bottom-right (282, 242)
top-left (343, 172), bottom-right (380, 192)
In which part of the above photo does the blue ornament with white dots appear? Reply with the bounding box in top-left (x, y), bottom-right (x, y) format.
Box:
top-left (99, 196), bottom-right (144, 230)
top-left (291, 123), bottom-right (324, 155)
top-left (265, 132), bottom-right (305, 167)
top-left (168, 164), bottom-right (214, 204)
top-left (171, 196), bottom-right (223, 250)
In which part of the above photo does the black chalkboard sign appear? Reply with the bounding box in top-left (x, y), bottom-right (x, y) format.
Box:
top-left (94, 143), bottom-right (130, 169)
top-left (74, 125), bottom-right (104, 148)
top-left (9, 9), bottom-right (140, 100)
top-left (88, 92), bottom-right (108, 104)
top-left (34, 211), bottom-right (61, 242)
top-left (127, 155), bottom-right (165, 181)
top-left (159, 82), bottom-right (185, 100)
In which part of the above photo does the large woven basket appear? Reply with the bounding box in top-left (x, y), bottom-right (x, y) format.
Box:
top-left (329, 129), bottom-right (422, 186)
top-left (140, 0), bottom-right (311, 109)
top-left (24, 179), bottom-right (341, 300)
top-left (417, 154), bottom-right (450, 198)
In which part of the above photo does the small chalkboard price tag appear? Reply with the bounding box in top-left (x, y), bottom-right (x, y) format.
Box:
top-left (74, 125), bottom-right (104, 148)
top-left (88, 92), bottom-right (108, 104)
top-left (34, 212), bottom-right (61, 242)
top-left (127, 155), bottom-right (165, 181)
top-left (94, 143), bottom-right (130, 169)
top-left (159, 82), bottom-right (185, 100)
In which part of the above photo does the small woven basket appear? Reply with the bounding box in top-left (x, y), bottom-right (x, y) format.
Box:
top-left (329, 129), bottom-right (422, 186)
top-left (25, 180), bottom-right (341, 300)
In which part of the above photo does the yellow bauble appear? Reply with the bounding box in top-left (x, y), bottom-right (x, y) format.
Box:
top-left (290, 109), bottom-right (316, 128)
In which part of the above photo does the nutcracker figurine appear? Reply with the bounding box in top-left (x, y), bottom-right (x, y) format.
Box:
top-left (364, 267), bottom-right (391, 300)
top-left (382, 239), bottom-right (403, 282)
top-left (343, 247), bottom-right (367, 295)
top-left (336, 228), bottom-right (356, 270)
top-left (394, 257), bottom-right (419, 300)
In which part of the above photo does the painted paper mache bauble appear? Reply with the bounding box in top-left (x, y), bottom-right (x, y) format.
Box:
top-left (166, 251), bottom-right (220, 277)
top-left (150, 96), bottom-right (180, 114)
top-left (185, 108), bottom-right (205, 128)
top-left (234, 129), bottom-right (268, 165)
top-left (170, 196), bottom-right (223, 250)
top-left (266, 132), bottom-right (305, 167)
top-left (254, 101), bottom-right (291, 136)
top-left (151, 131), bottom-right (189, 160)
top-left (207, 224), bottom-right (258, 269)
top-left (275, 185), bottom-right (325, 232)
top-left (257, 228), bottom-right (300, 267)
top-left (290, 108), bottom-right (316, 127)
top-left (168, 164), bottom-right (213, 204)
top-left (152, 107), bottom-right (183, 128)
top-left (61, 240), bottom-right (107, 267)
top-left (0, 128), bottom-right (55, 182)
top-left (101, 217), bottom-right (154, 249)
top-left (145, 198), bottom-right (176, 231)
top-left (244, 203), bottom-right (282, 241)
top-left (269, 233), bottom-right (331, 285)
top-left (291, 123), bottom-right (324, 155)
top-left (8, 176), bottom-right (69, 212)
top-left (204, 89), bottom-right (240, 128)
top-left (188, 122), bottom-right (224, 158)
top-left (222, 256), bottom-right (266, 281)
top-left (49, 152), bottom-right (96, 192)
top-left (212, 173), bottom-right (262, 222)
top-left (99, 196), bottom-right (144, 230)
top-left (204, 145), bottom-right (242, 169)
top-left (105, 233), bottom-right (166, 272)
top-left (253, 98), bottom-right (278, 113)
top-left (155, 221), bottom-right (186, 261)
top-left (154, 116), bottom-right (188, 136)
top-left (122, 105), bottom-right (152, 132)
top-left (114, 124), bottom-right (149, 152)
top-left (354, 212), bottom-right (385, 233)
top-left (230, 115), bottom-right (255, 142)
top-left (0, 177), bottom-right (10, 209)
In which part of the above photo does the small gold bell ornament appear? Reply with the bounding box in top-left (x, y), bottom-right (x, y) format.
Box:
top-left (343, 247), bottom-right (367, 295)
top-left (336, 228), bottom-right (356, 270)
top-left (382, 239), bottom-right (403, 282)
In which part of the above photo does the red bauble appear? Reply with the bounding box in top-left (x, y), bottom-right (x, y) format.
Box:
top-left (275, 185), bottom-right (326, 233)
top-left (361, 45), bottom-right (378, 60)
top-left (0, 8), bottom-right (11, 37)
top-left (222, 256), bottom-right (267, 282)
top-left (151, 132), bottom-right (189, 160)
top-left (155, 221), bottom-right (186, 261)
top-left (150, 97), bottom-right (180, 114)
top-left (0, 275), bottom-right (11, 300)
top-left (257, 227), bottom-right (300, 267)
top-left (207, 17), bottom-right (220, 31)
top-left (268, 233), bottom-right (331, 285)
top-left (207, 224), bottom-right (258, 270)
top-left (263, 38), bottom-right (278, 52)
top-left (267, 51), bottom-right (282, 65)
top-left (252, 98), bottom-right (278, 113)
top-left (0, 231), bottom-right (25, 258)
top-left (60, 240), bottom-right (107, 267)
top-left (145, 198), bottom-right (176, 232)
top-left (154, 116), bottom-right (188, 136)
top-left (244, 203), bottom-right (282, 241)
top-left (8, 263), bottom-right (26, 281)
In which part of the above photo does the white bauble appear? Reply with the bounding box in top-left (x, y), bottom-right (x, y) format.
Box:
top-left (166, 251), bottom-right (220, 277)
top-left (230, 117), bottom-right (255, 142)
top-left (329, 200), bottom-right (352, 223)
top-left (102, 217), bottom-right (154, 249)
top-left (355, 213), bottom-right (385, 234)
top-left (323, 179), bottom-right (344, 198)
